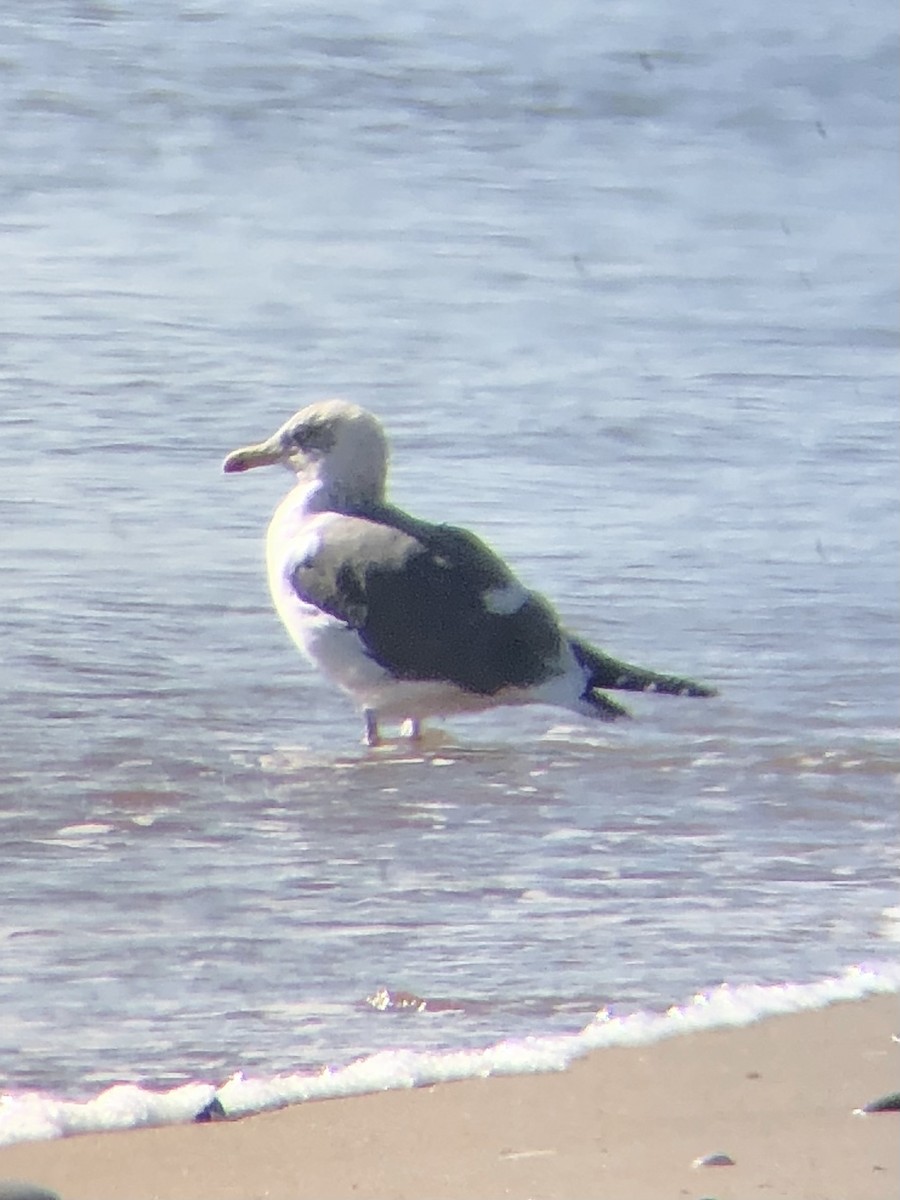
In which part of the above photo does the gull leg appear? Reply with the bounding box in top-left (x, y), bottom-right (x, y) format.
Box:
top-left (400, 717), bottom-right (422, 741)
top-left (363, 709), bottom-right (381, 747)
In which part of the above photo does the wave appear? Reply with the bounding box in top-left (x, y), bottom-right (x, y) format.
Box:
top-left (2, 962), bottom-right (897, 1148)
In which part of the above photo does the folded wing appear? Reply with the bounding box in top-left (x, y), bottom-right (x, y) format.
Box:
top-left (290, 515), bottom-right (566, 695)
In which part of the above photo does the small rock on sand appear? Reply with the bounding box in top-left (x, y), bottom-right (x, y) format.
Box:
top-left (0, 1183), bottom-right (62, 1200)
top-left (858, 1091), bottom-right (900, 1114)
top-left (691, 1151), bottom-right (736, 1168)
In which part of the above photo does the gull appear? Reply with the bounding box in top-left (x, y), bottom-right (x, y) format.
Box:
top-left (223, 400), bottom-right (716, 745)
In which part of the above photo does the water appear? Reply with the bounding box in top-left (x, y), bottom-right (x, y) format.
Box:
top-left (1, 0), bottom-right (897, 1144)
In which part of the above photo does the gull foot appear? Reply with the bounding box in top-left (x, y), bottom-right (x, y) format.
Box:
top-left (363, 709), bottom-right (381, 747)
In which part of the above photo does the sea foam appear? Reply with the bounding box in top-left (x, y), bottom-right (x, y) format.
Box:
top-left (2, 963), bottom-right (897, 1148)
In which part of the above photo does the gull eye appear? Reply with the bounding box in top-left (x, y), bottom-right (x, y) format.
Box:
top-left (291, 420), bottom-right (334, 453)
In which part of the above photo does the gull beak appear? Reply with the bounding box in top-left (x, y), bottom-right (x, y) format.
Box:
top-left (222, 435), bottom-right (284, 474)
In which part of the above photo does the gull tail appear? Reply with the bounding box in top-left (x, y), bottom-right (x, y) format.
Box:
top-left (570, 637), bottom-right (717, 721)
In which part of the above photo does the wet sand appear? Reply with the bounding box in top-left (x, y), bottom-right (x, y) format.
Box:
top-left (1, 993), bottom-right (896, 1200)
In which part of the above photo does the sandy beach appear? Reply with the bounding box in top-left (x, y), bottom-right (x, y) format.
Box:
top-left (1, 993), bottom-right (896, 1200)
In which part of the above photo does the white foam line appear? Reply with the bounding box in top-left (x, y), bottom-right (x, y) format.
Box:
top-left (1, 963), bottom-right (898, 1148)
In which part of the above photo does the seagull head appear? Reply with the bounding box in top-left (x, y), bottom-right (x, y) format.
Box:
top-left (223, 399), bottom-right (389, 505)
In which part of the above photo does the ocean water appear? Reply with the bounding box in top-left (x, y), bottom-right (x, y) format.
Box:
top-left (0, 0), bottom-right (897, 1146)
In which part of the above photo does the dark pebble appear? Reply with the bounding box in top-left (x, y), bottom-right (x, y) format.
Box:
top-left (692, 1151), bottom-right (736, 1167)
top-left (861, 1091), bottom-right (900, 1113)
top-left (0, 1184), bottom-right (62, 1200)
top-left (194, 1095), bottom-right (228, 1123)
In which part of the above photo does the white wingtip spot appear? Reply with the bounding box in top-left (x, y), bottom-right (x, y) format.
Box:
top-left (481, 582), bottom-right (529, 616)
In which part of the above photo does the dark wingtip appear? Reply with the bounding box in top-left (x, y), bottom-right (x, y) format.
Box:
top-left (571, 638), bottom-right (717, 700)
top-left (585, 690), bottom-right (633, 721)
top-left (637, 675), bottom-right (718, 698)
top-left (679, 681), bottom-right (718, 698)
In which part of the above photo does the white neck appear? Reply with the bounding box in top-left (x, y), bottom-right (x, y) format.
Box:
top-left (281, 472), bottom-right (382, 520)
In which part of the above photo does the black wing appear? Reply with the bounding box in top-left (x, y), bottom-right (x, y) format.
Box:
top-left (290, 515), bottom-right (564, 695)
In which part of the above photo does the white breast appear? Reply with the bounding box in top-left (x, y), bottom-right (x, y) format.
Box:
top-left (265, 501), bottom-right (391, 704)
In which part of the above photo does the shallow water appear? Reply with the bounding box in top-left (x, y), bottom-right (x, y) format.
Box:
top-left (0, 0), bottom-right (897, 1138)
